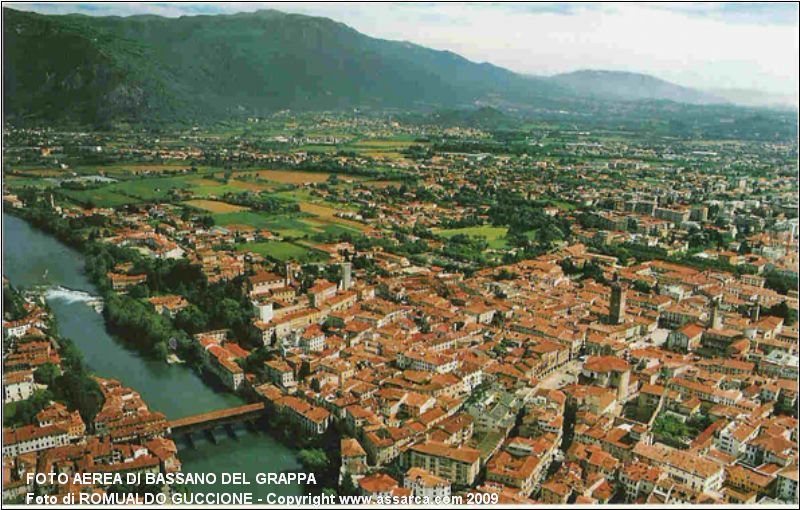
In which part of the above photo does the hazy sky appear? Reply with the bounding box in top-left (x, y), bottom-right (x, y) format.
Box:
top-left (8, 2), bottom-right (800, 95)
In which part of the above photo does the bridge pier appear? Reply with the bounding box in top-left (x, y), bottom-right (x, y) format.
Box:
top-left (204, 428), bottom-right (218, 444)
top-left (184, 432), bottom-right (196, 449)
top-left (225, 424), bottom-right (238, 440)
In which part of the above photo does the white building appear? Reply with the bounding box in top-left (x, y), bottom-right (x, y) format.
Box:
top-left (403, 467), bottom-right (451, 500)
top-left (3, 425), bottom-right (70, 457)
top-left (3, 371), bottom-right (35, 403)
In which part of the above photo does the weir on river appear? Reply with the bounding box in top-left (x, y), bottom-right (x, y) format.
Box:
top-left (3, 214), bottom-right (303, 497)
top-left (35, 285), bottom-right (105, 312)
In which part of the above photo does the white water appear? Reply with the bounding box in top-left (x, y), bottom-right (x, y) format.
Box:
top-left (43, 285), bottom-right (101, 305)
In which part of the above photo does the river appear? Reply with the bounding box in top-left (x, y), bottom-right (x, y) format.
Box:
top-left (2, 213), bottom-right (303, 496)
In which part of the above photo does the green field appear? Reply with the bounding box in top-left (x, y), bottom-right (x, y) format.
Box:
top-left (58, 188), bottom-right (141, 207)
top-left (435, 225), bottom-right (510, 250)
top-left (74, 175), bottom-right (259, 203)
top-left (3, 177), bottom-right (58, 189)
top-left (313, 223), bottom-right (362, 236)
top-left (212, 211), bottom-right (278, 229)
top-left (106, 176), bottom-right (195, 201)
top-left (235, 241), bottom-right (327, 262)
top-left (547, 199), bottom-right (576, 211)
top-left (213, 211), bottom-right (324, 238)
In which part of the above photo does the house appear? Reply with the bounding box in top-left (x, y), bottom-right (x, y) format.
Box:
top-left (667, 323), bottom-right (704, 352)
top-left (581, 356), bottom-right (632, 401)
top-left (107, 272), bottom-right (147, 292)
top-left (147, 295), bottom-right (189, 317)
top-left (249, 271), bottom-right (286, 296)
top-left (265, 359), bottom-right (296, 389)
top-left (3, 370), bottom-right (34, 403)
top-left (299, 325), bottom-right (325, 353)
top-left (308, 279), bottom-right (337, 307)
top-left (3, 425), bottom-right (70, 457)
top-left (403, 467), bottom-right (451, 500)
top-left (277, 396), bottom-right (331, 435)
top-left (341, 437), bottom-right (368, 475)
top-left (632, 442), bottom-right (724, 493)
top-left (406, 441), bottom-right (481, 486)
top-left (358, 473), bottom-right (400, 499)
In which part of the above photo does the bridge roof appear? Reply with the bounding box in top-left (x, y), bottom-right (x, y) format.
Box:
top-left (168, 402), bottom-right (265, 429)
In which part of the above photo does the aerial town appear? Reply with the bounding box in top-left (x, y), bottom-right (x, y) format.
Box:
top-left (2, 109), bottom-right (797, 505)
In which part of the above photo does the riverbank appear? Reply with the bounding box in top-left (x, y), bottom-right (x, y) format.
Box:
top-left (3, 212), bottom-right (305, 497)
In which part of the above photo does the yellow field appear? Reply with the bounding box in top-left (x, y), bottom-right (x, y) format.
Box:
top-left (207, 176), bottom-right (273, 192)
top-left (299, 201), bottom-right (368, 232)
top-left (182, 199), bottom-right (249, 213)
top-left (11, 168), bottom-right (66, 177)
top-left (230, 180), bottom-right (272, 192)
top-left (362, 180), bottom-right (400, 188)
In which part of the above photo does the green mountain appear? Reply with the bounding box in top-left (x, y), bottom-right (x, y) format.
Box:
top-left (549, 70), bottom-right (724, 105)
top-left (2, 6), bottom-right (797, 141)
top-left (3, 7), bottom-right (579, 125)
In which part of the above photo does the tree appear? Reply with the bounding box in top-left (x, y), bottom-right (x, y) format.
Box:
top-left (53, 371), bottom-right (104, 424)
top-left (34, 363), bottom-right (61, 386)
top-left (339, 473), bottom-right (358, 496)
top-left (3, 389), bottom-right (54, 427)
top-left (3, 284), bottom-right (28, 321)
top-left (297, 363), bottom-right (310, 382)
top-left (764, 301), bottom-right (798, 327)
top-left (154, 341), bottom-right (170, 360)
top-left (175, 305), bottom-right (209, 334)
top-left (297, 448), bottom-right (330, 472)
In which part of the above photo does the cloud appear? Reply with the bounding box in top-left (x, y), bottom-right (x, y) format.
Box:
top-left (7, 2), bottom-right (798, 95)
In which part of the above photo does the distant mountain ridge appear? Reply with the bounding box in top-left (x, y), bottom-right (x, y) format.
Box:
top-left (2, 7), bottom-right (575, 125)
top-left (548, 70), bottom-right (725, 105)
top-left (708, 88), bottom-right (799, 110)
top-left (2, 7), bottom-right (795, 128)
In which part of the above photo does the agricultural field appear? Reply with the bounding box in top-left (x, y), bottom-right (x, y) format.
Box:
top-left (345, 138), bottom-right (416, 160)
top-left (95, 163), bottom-right (199, 176)
top-left (360, 180), bottom-right (401, 189)
top-left (352, 139), bottom-right (415, 147)
top-left (297, 201), bottom-right (368, 232)
top-left (235, 241), bottom-right (327, 262)
top-left (69, 175), bottom-right (269, 203)
top-left (5, 167), bottom-right (70, 177)
top-left (104, 175), bottom-right (196, 201)
top-left (212, 211), bottom-right (314, 238)
top-left (233, 169), bottom-right (334, 184)
top-left (361, 151), bottom-right (406, 160)
top-left (211, 211), bottom-right (277, 230)
top-left (547, 199), bottom-right (576, 211)
top-left (58, 188), bottom-right (141, 208)
top-left (188, 178), bottom-right (267, 197)
top-left (182, 199), bottom-right (249, 213)
top-left (434, 225), bottom-right (510, 250)
top-left (3, 176), bottom-right (58, 189)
